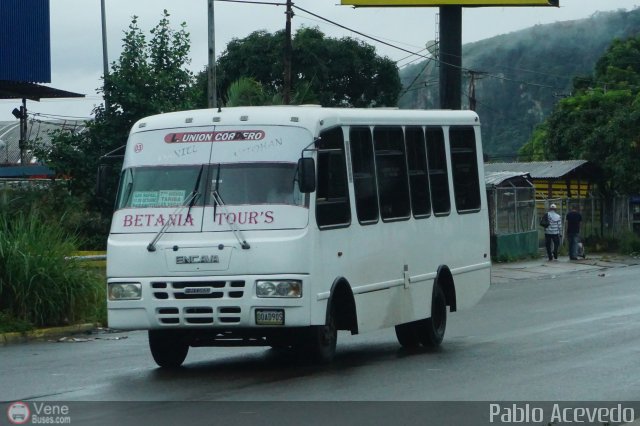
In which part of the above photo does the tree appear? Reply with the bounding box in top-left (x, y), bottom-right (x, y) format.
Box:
top-left (213, 27), bottom-right (401, 107)
top-left (34, 11), bottom-right (199, 218)
top-left (521, 35), bottom-right (640, 196)
top-left (517, 124), bottom-right (547, 161)
top-left (225, 77), bottom-right (268, 107)
top-left (224, 77), bottom-right (317, 107)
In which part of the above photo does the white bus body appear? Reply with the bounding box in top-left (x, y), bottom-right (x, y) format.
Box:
top-left (106, 106), bottom-right (490, 367)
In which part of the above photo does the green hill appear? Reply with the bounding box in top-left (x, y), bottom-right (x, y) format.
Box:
top-left (398, 8), bottom-right (640, 159)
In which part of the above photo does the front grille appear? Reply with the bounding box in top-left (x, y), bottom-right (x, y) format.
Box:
top-left (151, 280), bottom-right (246, 326)
top-left (185, 307), bottom-right (214, 324)
top-left (151, 280), bottom-right (246, 300)
top-left (157, 307), bottom-right (180, 324)
top-left (155, 305), bottom-right (242, 326)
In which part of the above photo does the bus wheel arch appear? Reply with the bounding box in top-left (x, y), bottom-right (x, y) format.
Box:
top-left (327, 277), bottom-right (359, 335)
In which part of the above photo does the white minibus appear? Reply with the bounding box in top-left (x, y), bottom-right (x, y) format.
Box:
top-left (106, 106), bottom-right (490, 367)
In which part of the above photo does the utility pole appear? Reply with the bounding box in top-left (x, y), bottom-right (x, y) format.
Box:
top-left (17, 99), bottom-right (27, 164)
top-left (100, 0), bottom-right (110, 112)
top-left (438, 6), bottom-right (462, 110)
top-left (467, 70), bottom-right (485, 111)
top-left (208, 0), bottom-right (218, 108)
top-left (283, 0), bottom-right (293, 105)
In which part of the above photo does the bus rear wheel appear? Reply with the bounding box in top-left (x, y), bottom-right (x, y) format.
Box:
top-left (148, 330), bottom-right (189, 368)
top-left (419, 283), bottom-right (447, 348)
top-left (395, 322), bottom-right (421, 348)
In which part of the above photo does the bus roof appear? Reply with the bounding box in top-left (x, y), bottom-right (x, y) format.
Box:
top-left (130, 106), bottom-right (480, 135)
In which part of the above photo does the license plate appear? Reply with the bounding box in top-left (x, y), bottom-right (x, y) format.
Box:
top-left (255, 309), bottom-right (284, 326)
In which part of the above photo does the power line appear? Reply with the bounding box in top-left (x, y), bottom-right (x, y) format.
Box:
top-left (214, 0), bottom-right (285, 6)
top-left (30, 112), bottom-right (92, 120)
top-left (399, 57), bottom-right (435, 99)
top-left (295, 14), bottom-right (427, 61)
top-left (395, 48), bottom-right (429, 65)
top-left (293, 4), bottom-right (430, 60)
top-left (292, 5), bottom-right (567, 92)
top-left (400, 78), bottom-right (439, 94)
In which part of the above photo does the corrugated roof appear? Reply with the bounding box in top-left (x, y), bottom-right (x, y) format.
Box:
top-left (0, 119), bottom-right (86, 166)
top-left (484, 171), bottom-right (532, 187)
top-left (0, 81), bottom-right (84, 101)
top-left (484, 160), bottom-right (588, 178)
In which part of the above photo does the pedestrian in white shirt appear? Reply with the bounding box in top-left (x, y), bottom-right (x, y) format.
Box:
top-left (544, 204), bottom-right (562, 261)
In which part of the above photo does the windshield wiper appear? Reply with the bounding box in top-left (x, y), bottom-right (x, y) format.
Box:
top-left (186, 164), bottom-right (205, 218)
top-left (213, 163), bottom-right (221, 219)
top-left (121, 169), bottom-right (134, 206)
top-left (212, 189), bottom-right (250, 250)
top-left (147, 165), bottom-right (204, 253)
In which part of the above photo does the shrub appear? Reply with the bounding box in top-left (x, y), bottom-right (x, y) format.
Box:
top-left (0, 310), bottom-right (34, 333)
top-left (583, 235), bottom-right (619, 253)
top-left (0, 212), bottom-right (105, 327)
top-left (0, 183), bottom-right (110, 250)
top-left (617, 231), bottom-right (640, 255)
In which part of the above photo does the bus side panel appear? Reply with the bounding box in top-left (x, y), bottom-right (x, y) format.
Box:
top-left (452, 267), bottom-right (491, 310)
top-left (354, 281), bottom-right (431, 333)
top-left (309, 228), bottom-right (351, 326)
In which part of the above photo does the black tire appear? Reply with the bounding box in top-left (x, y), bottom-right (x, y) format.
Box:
top-left (419, 283), bottom-right (447, 348)
top-left (395, 322), bottom-right (421, 348)
top-left (148, 330), bottom-right (189, 368)
top-left (304, 304), bottom-right (337, 363)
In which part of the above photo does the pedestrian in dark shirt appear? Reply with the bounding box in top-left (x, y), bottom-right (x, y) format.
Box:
top-left (566, 206), bottom-right (583, 260)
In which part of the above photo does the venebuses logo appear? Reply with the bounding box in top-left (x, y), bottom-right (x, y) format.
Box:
top-left (7, 401), bottom-right (72, 424)
top-left (7, 401), bottom-right (30, 424)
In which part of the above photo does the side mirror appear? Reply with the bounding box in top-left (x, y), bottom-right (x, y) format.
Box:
top-left (297, 157), bottom-right (316, 193)
top-left (96, 165), bottom-right (108, 197)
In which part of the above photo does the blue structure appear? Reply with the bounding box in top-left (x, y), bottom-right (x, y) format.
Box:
top-left (0, 0), bottom-right (83, 171)
top-left (0, 0), bottom-right (51, 83)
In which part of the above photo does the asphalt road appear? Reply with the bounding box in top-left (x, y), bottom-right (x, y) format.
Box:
top-left (2, 264), bottom-right (640, 424)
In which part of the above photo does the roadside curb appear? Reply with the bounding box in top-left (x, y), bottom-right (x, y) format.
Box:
top-left (1, 323), bottom-right (97, 345)
top-left (491, 253), bottom-right (640, 284)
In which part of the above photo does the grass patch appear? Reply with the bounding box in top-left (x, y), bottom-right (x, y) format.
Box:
top-left (617, 231), bottom-right (640, 256)
top-left (0, 212), bottom-right (106, 328)
top-left (0, 310), bottom-right (34, 334)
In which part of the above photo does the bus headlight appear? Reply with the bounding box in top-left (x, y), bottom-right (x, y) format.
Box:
top-left (108, 283), bottom-right (142, 300)
top-left (256, 280), bottom-right (302, 298)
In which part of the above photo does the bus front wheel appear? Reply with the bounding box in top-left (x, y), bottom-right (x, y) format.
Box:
top-left (148, 330), bottom-right (189, 368)
top-left (303, 305), bottom-right (337, 363)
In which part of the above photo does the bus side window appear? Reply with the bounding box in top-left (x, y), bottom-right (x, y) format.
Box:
top-left (316, 127), bottom-right (351, 228)
top-left (349, 127), bottom-right (379, 224)
top-left (450, 126), bottom-right (481, 212)
top-left (426, 127), bottom-right (451, 216)
top-left (373, 126), bottom-right (410, 221)
top-left (405, 126), bottom-right (431, 218)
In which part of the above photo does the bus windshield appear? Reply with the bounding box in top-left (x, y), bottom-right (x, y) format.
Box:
top-left (116, 165), bottom-right (205, 209)
top-left (116, 162), bottom-right (305, 210)
top-left (210, 162), bottom-right (304, 207)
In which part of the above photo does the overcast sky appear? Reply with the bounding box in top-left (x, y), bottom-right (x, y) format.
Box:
top-left (0, 0), bottom-right (636, 121)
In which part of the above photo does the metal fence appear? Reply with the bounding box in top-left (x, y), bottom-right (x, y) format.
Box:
top-left (535, 196), bottom-right (632, 245)
top-left (490, 186), bottom-right (537, 235)
top-left (490, 191), bottom-right (635, 249)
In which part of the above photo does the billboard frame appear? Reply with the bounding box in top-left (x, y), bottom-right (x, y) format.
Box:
top-left (341, 0), bottom-right (558, 6)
